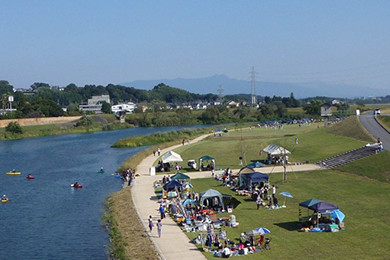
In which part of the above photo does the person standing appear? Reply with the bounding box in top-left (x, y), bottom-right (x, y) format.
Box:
top-left (148, 216), bottom-right (154, 232)
top-left (256, 194), bottom-right (263, 210)
top-left (156, 219), bottom-right (162, 238)
top-left (157, 148), bottom-right (161, 156)
top-left (159, 204), bottom-right (165, 219)
top-left (153, 150), bottom-right (156, 156)
top-left (272, 185), bottom-right (276, 202)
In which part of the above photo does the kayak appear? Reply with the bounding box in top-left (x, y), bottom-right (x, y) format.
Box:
top-left (27, 175), bottom-right (35, 179)
top-left (71, 184), bottom-right (83, 188)
top-left (114, 174), bottom-right (121, 178)
top-left (1, 198), bottom-right (9, 203)
top-left (6, 172), bottom-right (21, 175)
top-left (97, 170), bottom-right (104, 174)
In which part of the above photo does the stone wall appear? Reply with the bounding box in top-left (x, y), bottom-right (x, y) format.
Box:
top-left (0, 116), bottom-right (82, 128)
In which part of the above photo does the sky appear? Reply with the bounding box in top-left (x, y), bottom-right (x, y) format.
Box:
top-left (1, 1), bottom-right (389, 93)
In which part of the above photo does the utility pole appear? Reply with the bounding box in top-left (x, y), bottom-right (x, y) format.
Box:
top-left (250, 66), bottom-right (256, 106)
top-left (217, 85), bottom-right (224, 103)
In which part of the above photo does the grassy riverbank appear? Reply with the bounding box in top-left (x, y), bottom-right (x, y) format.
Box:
top-left (104, 187), bottom-right (159, 260)
top-left (107, 115), bottom-right (390, 259)
top-left (0, 115), bottom-right (134, 140)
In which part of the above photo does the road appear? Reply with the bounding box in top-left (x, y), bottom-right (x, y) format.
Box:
top-left (359, 114), bottom-right (390, 150)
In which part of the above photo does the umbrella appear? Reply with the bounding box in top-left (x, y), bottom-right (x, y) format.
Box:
top-left (280, 192), bottom-right (293, 206)
top-left (167, 191), bottom-right (178, 198)
top-left (308, 201), bottom-right (338, 211)
top-left (246, 227), bottom-right (271, 236)
top-left (182, 182), bottom-right (193, 189)
top-left (280, 192), bottom-right (293, 198)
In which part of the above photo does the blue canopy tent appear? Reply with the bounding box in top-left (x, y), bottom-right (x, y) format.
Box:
top-left (239, 172), bottom-right (269, 188)
top-left (308, 201), bottom-right (338, 211)
top-left (163, 180), bottom-right (182, 191)
top-left (183, 199), bottom-right (197, 207)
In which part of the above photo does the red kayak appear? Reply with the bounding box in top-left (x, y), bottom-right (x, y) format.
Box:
top-left (72, 184), bottom-right (83, 188)
top-left (27, 175), bottom-right (35, 179)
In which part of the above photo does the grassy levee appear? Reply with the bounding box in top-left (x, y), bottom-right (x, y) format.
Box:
top-left (377, 115), bottom-right (390, 132)
top-left (105, 187), bottom-right (158, 260)
top-left (174, 121), bottom-right (369, 170)
top-left (325, 115), bottom-right (375, 142)
top-left (188, 172), bottom-right (390, 259)
top-left (112, 128), bottom-right (209, 148)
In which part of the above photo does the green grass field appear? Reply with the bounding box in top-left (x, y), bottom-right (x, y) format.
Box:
top-left (188, 171), bottom-right (390, 259)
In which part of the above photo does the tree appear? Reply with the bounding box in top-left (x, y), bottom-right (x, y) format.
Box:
top-left (5, 122), bottom-right (23, 134)
top-left (0, 80), bottom-right (13, 96)
top-left (101, 101), bottom-right (112, 114)
top-left (303, 100), bottom-right (323, 116)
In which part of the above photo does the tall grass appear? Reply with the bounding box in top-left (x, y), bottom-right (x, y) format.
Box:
top-left (104, 187), bottom-right (158, 260)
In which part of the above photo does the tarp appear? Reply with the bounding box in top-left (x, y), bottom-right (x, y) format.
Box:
top-left (182, 199), bottom-right (197, 207)
top-left (199, 155), bottom-right (214, 161)
top-left (163, 180), bottom-right (182, 191)
top-left (171, 172), bottom-right (190, 180)
top-left (246, 161), bottom-right (265, 168)
top-left (299, 198), bottom-right (322, 208)
top-left (161, 151), bottom-right (183, 163)
top-left (239, 172), bottom-right (269, 187)
top-left (199, 189), bottom-right (224, 208)
top-left (309, 201), bottom-right (338, 211)
top-left (263, 144), bottom-right (291, 155)
top-left (329, 209), bottom-right (345, 222)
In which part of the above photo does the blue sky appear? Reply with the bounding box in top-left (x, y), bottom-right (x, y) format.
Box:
top-left (1, 1), bottom-right (389, 92)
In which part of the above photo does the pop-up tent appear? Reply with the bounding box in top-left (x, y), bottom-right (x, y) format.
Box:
top-left (308, 201), bottom-right (338, 211)
top-left (199, 189), bottom-right (224, 209)
top-left (199, 155), bottom-right (215, 171)
top-left (263, 144), bottom-right (291, 155)
top-left (171, 172), bottom-right (190, 180)
top-left (163, 180), bottom-right (182, 191)
top-left (162, 151), bottom-right (183, 163)
top-left (239, 172), bottom-right (269, 187)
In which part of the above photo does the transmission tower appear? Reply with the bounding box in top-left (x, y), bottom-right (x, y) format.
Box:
top-left (217, 85), bottom-right (224, 102)
top-left (250, 66), bottom-right (256, 105)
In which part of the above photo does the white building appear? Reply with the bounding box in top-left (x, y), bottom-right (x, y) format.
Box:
top-left (111, 102), bottom-right (136, 114)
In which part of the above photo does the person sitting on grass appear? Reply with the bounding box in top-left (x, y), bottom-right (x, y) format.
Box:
top-left (222, 246), bottom-right (231, 258)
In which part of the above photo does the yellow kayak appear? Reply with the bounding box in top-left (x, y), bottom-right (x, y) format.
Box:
top-left (6, 172), bottom-right (21, 175)
top-left (1, 198), bottom-right (9, 203)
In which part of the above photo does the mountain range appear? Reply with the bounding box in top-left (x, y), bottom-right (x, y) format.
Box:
top-left (120, 74), bottom-right (388, 98)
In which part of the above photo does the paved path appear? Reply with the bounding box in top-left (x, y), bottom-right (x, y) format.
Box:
top-left (359, 114), bottom-right (390, 150)
top-left (131, 134), bottom-right (322, 260)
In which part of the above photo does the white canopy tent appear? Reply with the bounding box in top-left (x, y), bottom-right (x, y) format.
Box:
top-left (161, 151), bottom-right (183, 163)
top-left (263, 144), bottom-right (291, 155)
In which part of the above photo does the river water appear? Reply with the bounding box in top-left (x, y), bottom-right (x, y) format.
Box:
top-left (0, 126), bottom-right (186, 259)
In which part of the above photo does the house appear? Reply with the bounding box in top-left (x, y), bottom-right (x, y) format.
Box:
top-left (111, 102), bottom-right (136, 114)
top-left (331, 99), bottom-right (340, 105)
top-left (79, 95), bottom-right (110, 114)
top-left (226, 101), bottom-right (239, 108)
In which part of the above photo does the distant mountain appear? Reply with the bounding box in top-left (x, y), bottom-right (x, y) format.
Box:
top-left (120, 74), bottom-right (388, 98)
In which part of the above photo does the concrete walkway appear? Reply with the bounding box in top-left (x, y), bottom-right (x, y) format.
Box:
top-left (131, 134), bottom-right (322, 260)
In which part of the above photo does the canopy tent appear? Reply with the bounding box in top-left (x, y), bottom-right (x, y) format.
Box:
top-left (239, 172), bottom-right (269, 187)
top-left (246, 161), bottom-right (265, 168)
top-left (199, 189), bottom-right (224, 209)
top-left (308, 201), bottom-right (338, 211)
top-left (238, 167), bottom-right (255, 174)
top-left (299, 198), bottom-right (322, 208)
top-left (163, 180), bottom-right (182, 191)
top-left (263, 144), bottom-right (291, 155)
top-left (161, 151), bottom-right (183, 163)
top-left (199, 155), bottom-right (215, 171)
top-left (171, 172), bottom-right (190, 180)
top-left (182, 182), bottom-right (193, 189)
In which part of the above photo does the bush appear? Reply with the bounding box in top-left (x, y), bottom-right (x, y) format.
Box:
top-left (5, 122), bottom-right (23, 134)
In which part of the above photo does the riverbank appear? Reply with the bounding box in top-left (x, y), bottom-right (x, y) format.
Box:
top-left (0, 115), bottom-right (134, 140)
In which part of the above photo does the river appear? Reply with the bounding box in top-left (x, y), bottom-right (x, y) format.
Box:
top-left (0, 126), bottom-right (189, 259)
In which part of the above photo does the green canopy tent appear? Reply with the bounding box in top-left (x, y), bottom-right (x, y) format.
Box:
top-left (199, 155), bottom-right (215, 171)
top-left (171, 172), bottom-right (190, 180)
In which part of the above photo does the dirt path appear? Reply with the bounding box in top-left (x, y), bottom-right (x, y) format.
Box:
top-left (131, 134), bottom-right (322, 260)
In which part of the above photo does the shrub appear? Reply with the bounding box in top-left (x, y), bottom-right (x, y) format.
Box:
top-left (5, 122), bottom-right (23, 134)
